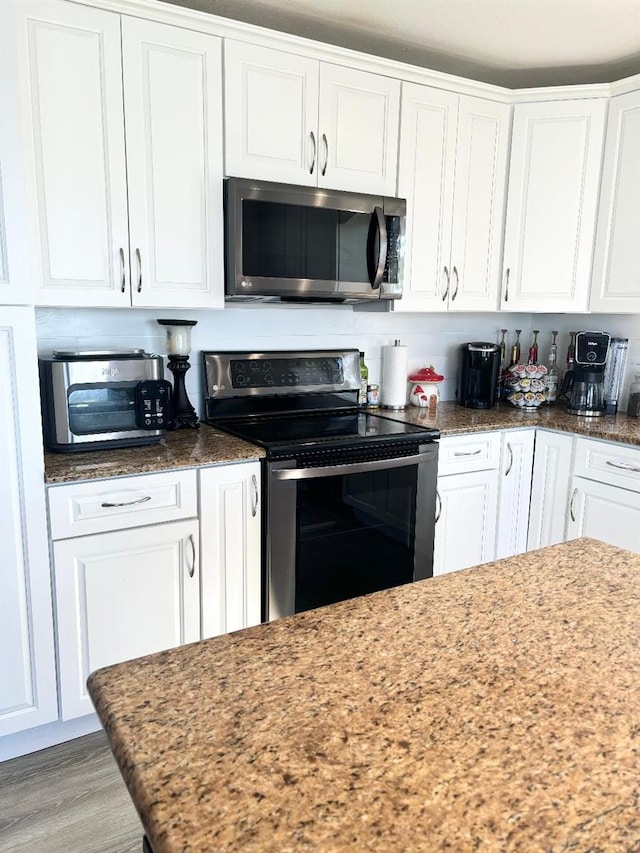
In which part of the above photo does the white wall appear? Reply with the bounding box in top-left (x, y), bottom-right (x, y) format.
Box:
top-left (35, 306), bottom-right (640, 415)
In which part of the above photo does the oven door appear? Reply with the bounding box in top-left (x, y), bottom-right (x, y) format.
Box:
top-left (265, 442), bottom-right (438, 620)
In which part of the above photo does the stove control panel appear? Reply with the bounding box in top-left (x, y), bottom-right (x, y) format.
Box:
top-left (203, 349), bottom-right (361, 398)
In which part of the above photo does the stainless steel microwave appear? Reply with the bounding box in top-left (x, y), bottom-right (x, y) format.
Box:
top-left (39, 350), bottom-right (171, 452)
top-left (224, 178), bottom-right (406, 303)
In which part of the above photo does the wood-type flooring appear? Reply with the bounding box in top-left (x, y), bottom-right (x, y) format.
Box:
top-left (0, 731), bottom-right (142, 853)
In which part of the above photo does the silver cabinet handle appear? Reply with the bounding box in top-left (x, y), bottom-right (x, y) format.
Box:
top-left (505, 441), bottom-right (513, 477)
top-left (100, 495), bottom-right (152, 508)
top-left (435, 489), bottom-right (442, 523)
top-left (135, 247), bottom-right (142, 293)
top-left (442, 266), bottom-right (450, 302)
top-left (187, 533), bottom-right (196, 578)
top-left (321, 133), bottom-right (328, 176)
top-left (251, 474), bottom-right (259, 517)
top-left (569, 487), bottom-right (578, 522)
top-left (273, 448), bottom-right (438, 481)
top-left (453, 449), bottom-right (482, 457)
top-left (309, 130), bottom-right (317, 174)
top-left (119, 247), bottom-right (126, 293)
top-left (504, 267), bottom-right (510, 303)
top-left (606, 459), bottom-right (640, 474)
top-left (451, 265), bottom-right (460, 301)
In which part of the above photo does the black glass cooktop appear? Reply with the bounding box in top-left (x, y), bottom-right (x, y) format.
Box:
top-left (209, 410), bottom-right (439, 453)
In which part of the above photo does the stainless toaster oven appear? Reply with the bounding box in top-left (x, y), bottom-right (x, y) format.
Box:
top-left (39, 350), bottom-right (171, 452)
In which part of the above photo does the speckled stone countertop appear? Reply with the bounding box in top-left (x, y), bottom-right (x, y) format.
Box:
top-left (44, 403), bottom-right (639, 484)
top-left (380, 400), bottom-right (640, 446)
top-left (89, 538), bottom-right (640, 852)
top-left (44, 426), bottom-right (265, 484)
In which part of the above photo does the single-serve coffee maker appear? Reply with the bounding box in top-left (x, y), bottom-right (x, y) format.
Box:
top-left (562, 331), bottom-right (611, 416)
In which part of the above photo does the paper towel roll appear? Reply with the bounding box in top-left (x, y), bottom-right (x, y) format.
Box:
top-left (381, 341), bottom-right (408, 409)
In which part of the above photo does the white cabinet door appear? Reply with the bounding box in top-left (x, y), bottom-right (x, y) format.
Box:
top-left (396, 83), bottom-right (457, 312)
top-left (433, 469), bottom-right (499, 576)
top-left (590, 89), bottom-right (640, 313)
top-left (224, 40), bottom-right (319, 185)
top-left (0, 308), bottom-right (57, 736)
top-left (566, 478), bottom-right (640, 553)
top-left (527, 430), bottom-right (574, 551)
top-left (200, 462), bottom-right (261, 639)
top-left (53, 519), bottom-right (200, 720)
top-left (450, 95), bottom-right (510, 311)
top-left (123, 18), bottom-right (224, 309)
top-left (20, 0), bottom-right (130, 307)
top-left (0, 1), bottom-right (31, 305)
top-left (495, 429), bottom-right (534, 559)
top-left (318, 64), bottom-right (400, 195)
top-left (502, 99), bottom-right (607, 312)
top-left (396, 85), bottom-right (509, 313)
top-left (224, 44), bottom-right (399, 194)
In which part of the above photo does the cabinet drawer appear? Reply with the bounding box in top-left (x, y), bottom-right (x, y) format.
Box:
top-left (574, 438), bottom-right (640, 494)
top-left (48, 470), bottom-right (197, 540)
top-left (438, 432), bottom-right (501, 476)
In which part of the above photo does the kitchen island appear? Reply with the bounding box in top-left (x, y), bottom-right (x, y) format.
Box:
top-left (88, 538), bottom-right (640, 852)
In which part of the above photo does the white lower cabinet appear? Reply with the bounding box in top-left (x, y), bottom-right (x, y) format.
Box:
top-left (566, 438), bottom-right (640, 553)
top-left (199, 462), bottom-right (261, 639)
top-left (527, 430), bottom-right (574, 550)
top-left (53, 519), bottom-right (200, 720)
top-left (0, 309), bottom-right (57, 737)
top-left (495, 429), bottom-right (534, 559)
top-left (433, 433), bottom-right (500, 575)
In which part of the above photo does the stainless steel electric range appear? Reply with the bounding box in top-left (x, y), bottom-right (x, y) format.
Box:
top-left (203, 349), bottom-right (439, 621)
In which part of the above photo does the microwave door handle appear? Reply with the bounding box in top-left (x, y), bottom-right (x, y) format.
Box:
top-left (367, 206), bottom-right (388, 290)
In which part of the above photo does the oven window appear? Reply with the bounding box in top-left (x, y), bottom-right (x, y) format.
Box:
top-left (295, 466), bottom-right (417, 613)
top-left (67, 383), bottom-right (138, 435)
top-left (242, 200), bottom-right (375, 283)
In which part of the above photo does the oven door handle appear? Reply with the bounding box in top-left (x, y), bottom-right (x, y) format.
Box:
top-left (272, 449), bottom-right (437, 480)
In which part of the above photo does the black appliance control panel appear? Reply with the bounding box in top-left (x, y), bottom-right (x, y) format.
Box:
top-left (135, 380), bottom-right (172, 429)
top-left (229, 356), bottom-right (343, 390)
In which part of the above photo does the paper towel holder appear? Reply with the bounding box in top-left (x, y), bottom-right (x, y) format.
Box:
top-left (381, 339), bottom-right (408, 411)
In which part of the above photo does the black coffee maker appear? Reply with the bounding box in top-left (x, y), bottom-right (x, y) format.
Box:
top-left (562, 331), bottom-right (610, 417)
top-left (457, 342), bottom-right (500, 409)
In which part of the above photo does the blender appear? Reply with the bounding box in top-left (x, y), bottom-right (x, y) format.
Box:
top-left (562, 331), bottom-right (611, 416)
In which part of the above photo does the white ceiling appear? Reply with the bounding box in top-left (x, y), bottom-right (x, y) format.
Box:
top-left (161, 0), bottom-right (640, 87)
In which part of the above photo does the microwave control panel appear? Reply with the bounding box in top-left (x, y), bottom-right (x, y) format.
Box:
top-left (135, 380), bottom-right (172, 429)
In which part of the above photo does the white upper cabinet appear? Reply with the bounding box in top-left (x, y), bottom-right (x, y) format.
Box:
top-left (224, 41), bottom-right (319, 186)
top-left (501, 98), bottom-right (608, 313)
top-left (224, 40), bottom-right (400, 195)
top-left (317, 63), bottom-right (400, 195)
top-left (396, 83), bottom-right (510, 312)
top-left (0, 1), bottom-right (31, 305)
top-left (20, 0), bottom-right (224, 308)
top-left (590, 89), bottom-right (640, 313)
top-left (122, 17), bottom-right (224, 309)
top-left (20, 0), bottom-right (130, 307)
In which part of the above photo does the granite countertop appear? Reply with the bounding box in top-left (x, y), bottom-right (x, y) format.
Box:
top-left (44, 426), bottom-right (266, 485)
top-left (380, 400), bottom-right (640, 446)
top-left (89, 538), bottom-right (640, 852)
top-left (44, 402), bottom-right (639, 485)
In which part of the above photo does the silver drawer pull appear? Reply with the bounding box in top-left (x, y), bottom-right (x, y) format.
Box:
top-left (453, 449), bottom-right (482, 457)
top-left (100, 495), bottom-right (152, 508)
top-left (251, 474), bottom-right (259, 517)
top-left (569, 487), bottom-right (578, 522)
top-left (435, 489), bottom-right (442, 523)
top-left (606, 460), bottom-right (640, 474)
top-left (505, 441), bottom-right (513, 476)
top-left (187, 533), bottom-right (196, 578)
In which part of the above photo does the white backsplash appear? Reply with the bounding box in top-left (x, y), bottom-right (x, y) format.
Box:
top-left (36, 306), bottom-right (640, 416)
